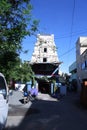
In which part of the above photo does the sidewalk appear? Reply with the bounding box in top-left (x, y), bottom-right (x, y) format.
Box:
top-left (6, 90), bottom-right (32, 127)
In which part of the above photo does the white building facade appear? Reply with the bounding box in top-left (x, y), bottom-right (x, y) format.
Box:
top-left (69, 61), bottom-right (77, 82)
top-left (31, 34), bottom-right (59, 64)
top-left (30, 34), bottom-right (61, 93)
top-left (76, 37), bottom-right (87, 90)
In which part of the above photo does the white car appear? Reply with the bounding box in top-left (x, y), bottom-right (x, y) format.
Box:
top-left (0, 73), bottom-right (9, 130)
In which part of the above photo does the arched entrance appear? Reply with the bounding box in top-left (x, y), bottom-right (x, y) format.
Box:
top-left (38, 80), bottom-right (51, 94)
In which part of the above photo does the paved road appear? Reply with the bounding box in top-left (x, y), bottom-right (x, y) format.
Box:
top-left (4, 90), bottom-right (87, 130)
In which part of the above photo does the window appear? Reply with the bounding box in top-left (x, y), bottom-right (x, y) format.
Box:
top-left (44, 48), bottom-right (47, 53)
top-left (0, 76), bottom-right (6, 89)
top-left (43, 58), bottom-right (47, 62)
top-left (85, 60), bottom-right (87, 67)
top-left (0, 76), bottom-right (7, 99)
top-left (81, 62), bottom-right (85, 70)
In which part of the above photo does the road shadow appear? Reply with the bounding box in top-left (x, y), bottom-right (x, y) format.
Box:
top-left (4, 92), bottom-right (87, 130)
top-left (19, 99), bottom-right (24, 104)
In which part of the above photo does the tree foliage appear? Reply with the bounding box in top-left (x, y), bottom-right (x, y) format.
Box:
top-left (0, 0), bottom-right (38, 80)
top-left (10, 61), bottom-right (35, 84)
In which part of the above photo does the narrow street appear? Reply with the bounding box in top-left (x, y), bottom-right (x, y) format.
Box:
top-left (5, 90), bottom-right (87, 130)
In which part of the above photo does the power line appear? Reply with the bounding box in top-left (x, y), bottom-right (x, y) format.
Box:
top-left (66, 0), bottom-right (76, 67)
top-left (69, 0), bottom-right (76, 43)
top-left (55, 29), bottom-right (87, 39)
top-left (59, 37), bottom-right (87, 58)
top-left (59, 46), bottom-right (75, 58)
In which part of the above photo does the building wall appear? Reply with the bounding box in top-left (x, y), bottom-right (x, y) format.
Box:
top-left (69, 61), bottom-right (77, 73)
top-left (69, 61), bottom-right (77, 82)
top-left (76, 37), bottom-right (87, 90)
top-left (31, 34), bottom-right (59, 63)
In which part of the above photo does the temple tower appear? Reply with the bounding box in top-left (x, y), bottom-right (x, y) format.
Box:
top-left (31, 34), bottom-right (59, 64)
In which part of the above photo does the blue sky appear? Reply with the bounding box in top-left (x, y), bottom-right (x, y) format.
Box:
top-left (20, 0), bottom-right (87, 74)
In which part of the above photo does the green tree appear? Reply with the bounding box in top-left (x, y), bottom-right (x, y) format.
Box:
top-left (10, 61), bottom-right (35, 84)
top-left (0, 0), bottom-right (38, 80)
